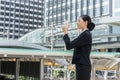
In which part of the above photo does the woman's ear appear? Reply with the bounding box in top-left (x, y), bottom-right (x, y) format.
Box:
top-left (85, 21), bottom-right (88, 26)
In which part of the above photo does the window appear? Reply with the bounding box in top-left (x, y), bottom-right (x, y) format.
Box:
top-left (77, 1), bottom-right (81, 9)
top-left (112, 27), bottom-right (120, 34)
top-left (1, 6), bottom-right (4, 10)
top-left (49, 1), bottom-right (53, 7)
top-left (11, 8), bottom-right (14, 11)
top-left (58, 7), bottom-right (61, 14)
top-left (1, 1), bottom-right (4, 4)
top-left (53, 18), bottom-right (56, 24)
top-left (88, 9), bottom-right (93, 18)
top-left (54, 0), bottom-right (57, 5)
top-left (26, 0), bottom-right (29, 3)
top-left (0, 23), bottom-right (3, 26)
top-left (46, 19), bottom-right (48, 26)
top-left (67, 0), bottom-right (70, 2)
top-left (46, 2), bottom-right (49, 8)
top-left (20, 10), bottom-right (24, 13)
top-left (25, 10), bottom-right (29, 13)
top-left (48, 10), bottom-right (52, 16)
top-left (67, 5), bottom-right (70, 12)
top-left (46, 11), bottom-right (49, 16)
top-left (83, 0), bottom-right (87, 7)
top-left (71, 3), bottom-right (75, 10)
top-left (115, 12), bottom-right (120, 16)
top-left (102, 0), bottom-right (109, 2)
top-left (16, 9), bottom-right (19, 12)
top-left (29, 11), bottom-right (33, 14)
top-left (89, 0), bottom-right (93, 6)
top-left (66, 13), bottom-right (70, 21)
top-left (1, 12), bottom-right (4, 15)
top-left (34, 2), bottom-right (38, 5)
top-left (20, 4), bottom-right (24, 7)
top-left (25, 16), bottom-right (28, 18)
top-left (95, 7), bottom-right (100, 17)
top-left (5, 18), bottom-right (9, 21)
top-left (95, 0), bottom-right (100, 4)
top-left (58, 17), bottom-right (61, 24)
top-left (58, 0), bottom-right (61, 4)
top-left (30, 1), bottom-right (34, 4)
top-left (6, 2), bottom-right (9, 5)
top-left (53, 9), bottom-right (56, 15)
top-left (102, 6), bottom-right (109, 15)
top-left (62, 15), bottom-right (65, 22)
top-left (115, 0), bottom-right (120, 8)
top-left (10, 19), bottom-right (13, 22)
top-left (62, 6), bottom-right (65, 13)
top-left (15, 14), bottom-right (19, 17)
top-left (20, 15), bottom-right (24, 18)
top-left (0, 17), bottom-right (4, 20)
top-left (5, 13), bottom-right (9, 16)
top-left (15, 20), bottom-right (19, 22)
top-left (83, 10), bottom-right (87, 15)
top-left (71, 13), bottom-right (75, 21)
top-left (62, 0), bottom-right (66, 3)
top-left (6, 7), bottom-right (10, 10)
top-left (20, 20), bottom-right (24, 23)
top-left (16, 4), bottom-right (19, 7)
top-left (77, 11), bottom-right (81, 18)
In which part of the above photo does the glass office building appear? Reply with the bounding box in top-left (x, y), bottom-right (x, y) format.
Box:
top-left (45, 0), bottom-right (111, 26)
top-left (0, 0), bottom-right (44, 39)
top-left (44, 0), bottom-right (120, 52)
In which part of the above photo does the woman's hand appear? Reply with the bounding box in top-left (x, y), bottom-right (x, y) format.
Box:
top-left (62, 24), bottom-right (69, 34)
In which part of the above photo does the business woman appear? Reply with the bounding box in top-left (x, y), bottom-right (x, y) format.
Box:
top-left (62, 15), bottom-right (95, 80)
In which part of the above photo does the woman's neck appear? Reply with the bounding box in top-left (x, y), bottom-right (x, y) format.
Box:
top-left (81, 27), bottom-right (87, 31)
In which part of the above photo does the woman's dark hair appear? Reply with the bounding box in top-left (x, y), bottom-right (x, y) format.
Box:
top-left (80, 15), bottom-right (95, 31)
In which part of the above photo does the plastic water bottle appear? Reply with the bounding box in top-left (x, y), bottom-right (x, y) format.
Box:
top-left (63, 19), bottom-right (69, 28)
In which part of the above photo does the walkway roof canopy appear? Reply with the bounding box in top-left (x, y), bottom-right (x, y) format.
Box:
top-left (98, 17), bottom-right (120, 26)
top-left (0, 47), bottom-right (120, 70)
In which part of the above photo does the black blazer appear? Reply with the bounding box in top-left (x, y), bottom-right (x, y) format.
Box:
top-left (63, 30), bottom-right (92, 66)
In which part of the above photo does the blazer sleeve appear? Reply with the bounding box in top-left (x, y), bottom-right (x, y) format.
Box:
top-left (63, 32), bottom-right (91, 50)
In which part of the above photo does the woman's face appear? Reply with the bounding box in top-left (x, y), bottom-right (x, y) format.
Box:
top-left (77, 17), bottom-right (87, 29)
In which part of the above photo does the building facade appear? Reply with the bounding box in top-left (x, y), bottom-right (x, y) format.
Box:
top-left (45, 0), bottom-right (111, 26)
top-left (43, 0), bottom-right (120, 52)
top-left (0, 0), bottom-right (44, 39)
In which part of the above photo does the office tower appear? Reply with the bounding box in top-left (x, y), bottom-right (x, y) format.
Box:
top-left (0, 0), bottom-right (44, 39)
top-left (45, 0), bottom-right (111, 26)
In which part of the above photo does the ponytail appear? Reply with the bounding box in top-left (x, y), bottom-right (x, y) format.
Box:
top-left (87, 22), bottom-right (95, 31)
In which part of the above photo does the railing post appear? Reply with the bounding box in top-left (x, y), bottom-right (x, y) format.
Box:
top-left (15, 58), bottom-right (20, 80)
top-left (0, 60), bottom-right (1, 74)
top-left (91, 60), bottom-right (96, 80)
top-left (39, 58), bottom-right (44, 80)
top-left (117, 62), bottom-right (120, 80)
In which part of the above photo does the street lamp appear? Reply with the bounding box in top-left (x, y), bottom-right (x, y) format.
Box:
top-left (50, 22), bottom-right (54, 51)
top-left (3, 30), bottom-right (9, 39)
top-left (49, 22), bottom-right (54, 80)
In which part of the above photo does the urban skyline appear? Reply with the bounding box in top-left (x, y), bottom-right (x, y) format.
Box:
top-left (0, 0), bottom-right (44, 39)
top-left (0, 0), bottom-right (120, 52)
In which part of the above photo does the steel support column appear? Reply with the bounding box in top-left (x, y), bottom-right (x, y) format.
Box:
top-left (92, 60), bottom-right (96, 80)
top-left (15, 58), bottom-right (20, 80)
top-left (39, 58), bottom-right (44, 80)
top-left (0, 60), bottom-right (1, 74)
top-left (117, 62), bottom-right (120, 80)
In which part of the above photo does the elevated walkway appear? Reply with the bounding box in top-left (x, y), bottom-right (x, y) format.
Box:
top-left (0, 47), bottom-right (120, 80)
top-left (0, 47), bottom-right (120, 69)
